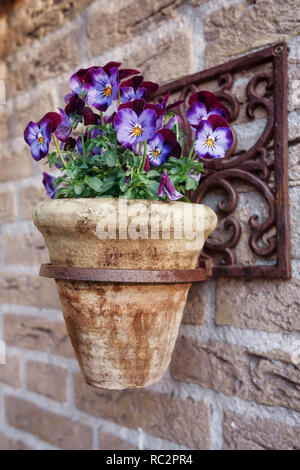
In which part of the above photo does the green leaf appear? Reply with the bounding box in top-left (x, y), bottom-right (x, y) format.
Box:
top-left (104, 151), bottom-right (117, 167)
top-left (185, 176), bottom-right (198, 191)
top-left (86, 177), bottom-right (104, 192)
top-left (74, 185), bottom-right (83, 195)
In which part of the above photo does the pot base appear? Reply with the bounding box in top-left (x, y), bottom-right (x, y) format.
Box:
top-left (57, 280), bottom-right (191, 390)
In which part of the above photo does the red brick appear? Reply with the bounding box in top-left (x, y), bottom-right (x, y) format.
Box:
top-left (5, 396), bottom-right (93, 450)
top-left (0, 189), bottom-right (16, 223)
top-left (0, 355), bottom-right (21, 387)
top-left (74, 373), bottom-right (210, 449)
top-left (3, 229), bottom-right (49, 265)
top-left (99, 430), bottom-right (137, 450)
top-left (4, 314), bottom-right (74, 358)
top-left (26, 361), bottom-right (68, 402)
top-left (0, 273), bottom-right (61, 309)
top-left (171, 336), bottom-right (300, 412)
top-left (0, 432), bottom-right (31, 450)
top-left (223, 411), bottom-right (300, 450)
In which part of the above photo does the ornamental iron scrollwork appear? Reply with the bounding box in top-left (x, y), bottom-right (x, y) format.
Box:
top-left (153, 43), bottom-right (290, 279)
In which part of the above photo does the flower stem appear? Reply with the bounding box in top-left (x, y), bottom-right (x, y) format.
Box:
top-left (181, 136), bottom-right (186, 158)
top-left (118, 90), bottom-right (121, 106)
top-left (139, 139), bottom-right (148, 172)
top-left (100, 111), bottom-right (105, 126)
top-left (52, 135), bottom-right (67, 169)
top-left (81, 125), bottom-right (86, 163)
top-left (187, 137), bottom-right (195, 160)
top-left (175, 116), bottom-right (179, 141)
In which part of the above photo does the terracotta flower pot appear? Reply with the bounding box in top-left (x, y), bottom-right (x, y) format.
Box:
top-left (33, 198), bottom-right (217, 390)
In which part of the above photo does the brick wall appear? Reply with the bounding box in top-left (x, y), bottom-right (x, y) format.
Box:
top-left (0, 0), bottom-right (299, 450)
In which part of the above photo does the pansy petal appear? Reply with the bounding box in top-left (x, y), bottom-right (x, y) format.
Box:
top-left (38, 112), bottom-right (62, 132)
top-left (138, 109), bottom-right (157, 140)
top-left (194, 139), bottom-right (209, 158)
top-left (147, 133), bottom-right (164, 152)
top-left (39, 119), bottom-right (52, 144)
top-left (109, 67), bottom-right (120, 99)
top-left (118, 68), bottom-right (140, 80)
top-left (188, 90), bottom-right (219, 109)
top-left (187, 102), bottom-right (208, 127)
top-left (121, 76), bottom-right (144, 90)
top-left (195, 120), bottom-right (213, 140)
top-left (24, 121), bottom-right (39, 145)
top-left (207, 114), bottom-right (229, 130)
top-left (30, 139), bottom-right (43, 161)
top-left (120, 87), bottom-right (136, 103)
top-left (141, 81), bottom-right (159, 98)
top-left (135, 87), bottom-right (147, 100)
top-left (114, 108), bottom-right (137, 133)
top-left (213, 126), bottom-right (233, 150)
top-left (206, 143), bottom-right (226, 159)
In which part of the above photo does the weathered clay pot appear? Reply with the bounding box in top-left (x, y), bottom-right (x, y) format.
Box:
top-left (33, 198), bottom-right (217, 390)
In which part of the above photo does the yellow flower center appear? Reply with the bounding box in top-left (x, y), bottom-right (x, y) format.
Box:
top-left (103, 85), bottom-right (112, 97)
top-left (206, 137), bottom-right (214, 147)
top-left (131, 124), bottom-right (143, 137)
top-left (152, 149), bottom-right (160, 158)
top-left (38, 134), bottom-right (44, 144)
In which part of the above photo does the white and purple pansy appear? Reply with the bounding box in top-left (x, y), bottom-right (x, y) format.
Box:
top-left (42, 172), bottom-right (57, 199)
top-left (157, 170), bottom-right (183, 201)
top-left (188, 90), bottom-right (230, 121)
top-left (187, 101), bottom-right (227, 129)
top-left (114, 99), bottom-right (157, 146)
top-left (120, 76), bottom-right (159, 103)
top-left (194, 115), bottom-right (233, 159)
top-left (85, 66), bottom-right (119, 111)
top-left (24, 119), bottom-right (52, 161)
top-left (147, 133), bottom-right (170, 166)
top-left (147, 129), bottom-right (181, 166)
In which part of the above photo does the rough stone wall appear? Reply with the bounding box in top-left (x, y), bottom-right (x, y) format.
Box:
top-left (0, 0), bottom-right (299, 450)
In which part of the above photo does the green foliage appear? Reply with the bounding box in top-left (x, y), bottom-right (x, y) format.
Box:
top-left (49, 123), bottom-right (204, 201)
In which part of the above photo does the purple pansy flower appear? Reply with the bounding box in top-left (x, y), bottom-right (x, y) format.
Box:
top-left (188, 90), bottom-right (230, 121)
top-left (24, 120), bottom-right (52, 161)
top-left (146, 92), bottom-right (183, 130)
top-left (64, 94), bottom-right (94, 125)
top-left (147, 133), bottom-right (170, 166)
top-left (120, 76), bottom-right (158, 103)
top-left (114, 99), bottom-right (157, 146)
top-left (55, 108), bottom-right (72, 142)
top-left (85, 66), bottom-right (119, 111)
top-left (187, 102), bottom-right (227, 129)
top-left (157, 170), bottom-right (183, 201)
top-left (147, 129), bottom-right (181, 166)
top-left (42, 172), bottom-right (57, 199)
top-left (194, 118), bottom-right (233, 159)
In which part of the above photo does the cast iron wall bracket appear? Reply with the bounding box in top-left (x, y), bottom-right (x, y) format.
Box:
top-left (154, 43), bottom-right (291, 279)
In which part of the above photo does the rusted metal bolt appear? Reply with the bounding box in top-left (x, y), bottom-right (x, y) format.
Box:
top-left (274, 45), bottom-right (283, 55)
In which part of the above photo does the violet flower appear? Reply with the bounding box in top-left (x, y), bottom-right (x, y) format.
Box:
top-left (194, 118), bottom-right (233, 159)
top-left (42, 172), bottom-right (57, 199)
top-left (114, 99), bottom-right (157, 146)
top-left (147, 129), bottom-right (181, 166)
top-left (85, 66), bottom-right (119, 111)
top-left (55, 108), bottom-right (72, 142)
top-left (157, 170), bottom-right (183, 201)
top-left (188, 90), bottom-right (230, 121)
top-left (187, 102), bottom-right (227, 129)
top-left (24, 120), bottom-right (52, 161)
top-left (146, 92), bottom-right (183, 130)
top-left (120, 76), bottom-right (158, 103)
top-left (64, 94), bottom-right (94, 125)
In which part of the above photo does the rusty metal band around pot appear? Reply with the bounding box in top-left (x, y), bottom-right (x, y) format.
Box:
top-left (39, 263), bottom-right (207, 283)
